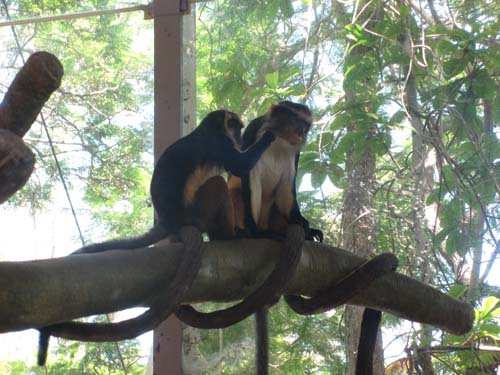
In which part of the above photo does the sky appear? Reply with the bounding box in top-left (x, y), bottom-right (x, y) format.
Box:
top-left (0, 188), bottom-right (154, 366)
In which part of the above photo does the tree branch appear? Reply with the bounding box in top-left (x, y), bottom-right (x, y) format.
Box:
top-left (0, 129), bottom-right (35, 204)
top-left (0, 239), bottom-right (473, 336)
top-left (0, 51), bottom-right (63, 137)
top-left (0, 51), bottom-right (63, 203)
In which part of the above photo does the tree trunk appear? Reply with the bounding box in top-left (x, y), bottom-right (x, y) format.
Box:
top-left (340, 3), bottom-right (385, 374)
top-left (402, 20), bottom-right (437, 375)
top-left (342, 151), bottom-right (380, 375)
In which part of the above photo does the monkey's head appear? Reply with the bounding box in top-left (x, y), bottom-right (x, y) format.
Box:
top-left (201, 109), bottom-right (244, 149)
top-left (261, 101), bottom-right (312, 151)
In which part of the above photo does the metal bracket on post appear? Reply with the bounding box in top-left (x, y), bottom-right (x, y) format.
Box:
top-left (180, 0), bottom-right (190, 14)
top-left (143, 0), bottom-right (190, 19)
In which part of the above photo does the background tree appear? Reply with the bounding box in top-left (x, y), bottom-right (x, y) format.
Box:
top-left (1, 0), bottom-right (499, 374)
top-left (0, 0), bottom-right (152, 371)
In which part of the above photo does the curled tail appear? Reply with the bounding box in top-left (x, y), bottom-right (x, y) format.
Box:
top-left (71, 225), bottom-right (170, 255)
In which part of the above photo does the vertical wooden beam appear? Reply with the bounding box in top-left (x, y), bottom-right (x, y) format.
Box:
top-left (153, 0), bottom-right (182, 157)
top-left (181, 11), bottom-right (196, 133)
top-left (152, 0), bottom-right (185, 374)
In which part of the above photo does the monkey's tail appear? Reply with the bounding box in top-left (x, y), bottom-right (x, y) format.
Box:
top-left (255, 307), bottom-right (269, 375)
top-left (37, 328), bottom-right (50, 366)
top-left (71, 225), bottom-right (170, 255)
top-left (355, 308), bottom-right (381, 375)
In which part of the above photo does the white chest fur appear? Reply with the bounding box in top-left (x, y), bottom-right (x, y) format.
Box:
top-left (249, 138), bottom-right (296, 228)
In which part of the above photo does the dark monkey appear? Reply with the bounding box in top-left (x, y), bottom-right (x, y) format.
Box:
top-left (174, 102), bottom-right (322, 375)
top-left (228, 101), bottom-right (323, 242)
top-left (37, 109), bottom-right (276, 365)
top-left (73, 109), bottom-right (275, 253)
top-left (231, 102), bottom-right (386, 375)
top-left (231, 102), bottom-right (322, 375)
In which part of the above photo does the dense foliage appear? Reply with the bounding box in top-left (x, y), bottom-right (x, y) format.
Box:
top-left (0, 0), bottom-right (499, 374)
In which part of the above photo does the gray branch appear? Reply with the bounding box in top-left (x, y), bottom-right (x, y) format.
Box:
top-left (0, 239), bottom-right (473, 335)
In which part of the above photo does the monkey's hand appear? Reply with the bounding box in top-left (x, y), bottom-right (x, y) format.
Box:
top-left (301, 220), bottom-right (323, 242)
top-left (261, 130), bottom-right (276, 143)
top-left (308, 228), bottom-right (324, 243)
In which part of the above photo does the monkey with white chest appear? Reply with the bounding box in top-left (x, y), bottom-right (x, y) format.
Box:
top-left (230, 101), bottom-right (323, 241)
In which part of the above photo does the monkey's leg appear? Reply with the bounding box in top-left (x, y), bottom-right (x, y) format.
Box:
top-left (190, 175), bottom-right (235, 240)
top-left (227, 176), bottom-right (246, 231)
top-left (265, 205), bottom-right (288, 239)
top-left (175, 224), bottom-right (304, 329)
top-left (37, 226), bottom-right (203, 366)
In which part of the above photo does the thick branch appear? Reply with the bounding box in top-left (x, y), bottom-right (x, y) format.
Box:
top-left (0, 51), bottom-right (63, 137)
top-left (0, 240), bottom-right (473, 335)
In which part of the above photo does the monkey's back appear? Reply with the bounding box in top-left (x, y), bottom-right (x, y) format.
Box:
top-left (150, 131), bottom-right (223, 233)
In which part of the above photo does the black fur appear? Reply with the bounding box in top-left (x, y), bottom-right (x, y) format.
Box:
top-left (72, 110), bottom-right (275, 255)
top-left (241, 101), bottom-right (323, 241)
top-left (356, 308), bottom-right (382, 375)
top-left (239, 102), bottom-right (321, 375)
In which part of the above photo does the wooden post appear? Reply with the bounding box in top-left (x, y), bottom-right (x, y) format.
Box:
top-left (152, 0), bottom-right (189, 373)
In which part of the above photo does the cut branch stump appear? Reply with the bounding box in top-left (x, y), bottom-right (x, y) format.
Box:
top-left (0, 51), bottom-right (63, 204)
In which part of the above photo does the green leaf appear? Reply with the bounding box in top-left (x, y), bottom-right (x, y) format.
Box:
top-left (279, 0), bottom-right (294, 18)
top-left (399, 4), bottom-right (410, 19)
top-left (471, 72), bottom-right (497, 100)
top-left (448, 284), bottom-right (467, 299)
top-left (327, 164), bottom-right (345, 188)
top-left (443, 58), bottom-right (467, 78)
top-left (450, 28), bottom-right (471, 43)
top-left (478, 297), bottom-right (500, 320)
top-left (481, 323), bottom-right (500, 340)
top-left (311, 166), bottom-right (327, 188)
top-left (265, 71), bottom-right (280, 89)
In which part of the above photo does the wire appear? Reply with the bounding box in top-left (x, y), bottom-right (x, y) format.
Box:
top-left (0, 4), bottom-right (151, 28)
top-left (0, 0), bottom-right (129, 372)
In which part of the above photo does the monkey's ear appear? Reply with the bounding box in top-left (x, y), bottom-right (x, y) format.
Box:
top-left (223, 110), bottom-right (230, 131)
top-left (268, 104), bottom-right (287, 117)
top-left (269, 104), bottom-right (285, 114)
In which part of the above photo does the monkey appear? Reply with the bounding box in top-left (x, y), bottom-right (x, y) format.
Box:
top-left (229, 101), bottom-right (323, 242)
top-left (71, 109), bottom-right (275, 254)
top-left (229, 102), bottom-right (390, 374)
top-left (37, 109), bottom-right (277, 366)
top-left (174, 102), bottom-right (322, 375)
top-left (235, 101), bottom-right (322, 375)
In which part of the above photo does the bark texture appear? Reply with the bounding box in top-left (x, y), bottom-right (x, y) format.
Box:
top-left (0, 239), bottom-right (473, 336)
top-left (0, 51), bottom-right (63, 137)
top-left (0, 129), bottom-right (35, 204)
top-left (0, 51), bottom-right (63, 204)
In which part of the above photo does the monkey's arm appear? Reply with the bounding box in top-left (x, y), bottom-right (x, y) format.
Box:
top-left (290, 154), bottom-right (323, 241)
top-left (223, 131), bottom-right (275, 176)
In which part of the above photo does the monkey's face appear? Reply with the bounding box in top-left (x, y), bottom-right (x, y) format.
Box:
top-left (277, 115), bottom-right (311, 147)
top-left (263, 104), bottom-right (312, 151)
